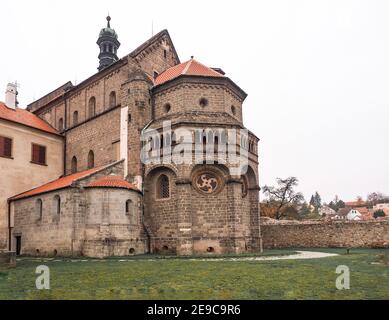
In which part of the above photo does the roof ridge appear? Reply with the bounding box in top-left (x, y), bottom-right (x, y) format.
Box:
top-left (182, 59), bottom-right (193, 75)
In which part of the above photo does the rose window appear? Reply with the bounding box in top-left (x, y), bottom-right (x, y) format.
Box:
top-left (195, 173), bottom-right (219, 194)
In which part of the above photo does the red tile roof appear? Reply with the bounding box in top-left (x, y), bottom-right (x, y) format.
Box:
top-left (0, 101), bottom-right (58, 135)
top-left (384, 209), bottom-right (389, 216)
top-left (9, 166), bottom-right (105, 201)
top-left (345, 200), bottom-right (367, 207)
top-left (154, 58), bottom-right (224, 86)
top-left (87, 175), bottom-right (138, 191)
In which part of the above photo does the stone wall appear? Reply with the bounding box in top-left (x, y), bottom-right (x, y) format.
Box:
top-left (65, 107), bottom-right (121, 174)
top-left (10, 161), bottom-right (147, 258)
top-left (0, 251), bottom-right (16, 268)
top-left (261, 220), bottom-right (389, 249)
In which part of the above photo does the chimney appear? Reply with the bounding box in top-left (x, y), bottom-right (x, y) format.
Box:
top-left (5, 83), bottom-right (18, 109)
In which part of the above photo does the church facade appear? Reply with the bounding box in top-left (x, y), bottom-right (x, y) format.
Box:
top-left (4, 17), bottom-right (261, 257)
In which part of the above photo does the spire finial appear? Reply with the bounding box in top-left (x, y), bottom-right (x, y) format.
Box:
top-left (106, 15), bottom-right (111, 28)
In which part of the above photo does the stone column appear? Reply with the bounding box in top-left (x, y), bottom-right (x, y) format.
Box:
top-left (175, 179), bottom-right (193, 256)
top-left (249, 186), bottom-right (261, 252)
top-left (227, 178), bottom-right (245, 254)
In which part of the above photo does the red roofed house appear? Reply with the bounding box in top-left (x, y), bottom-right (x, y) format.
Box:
top-left (4, 16), bottom-right (260, 258)
top-left (0, 89), bottom-right (63, 251)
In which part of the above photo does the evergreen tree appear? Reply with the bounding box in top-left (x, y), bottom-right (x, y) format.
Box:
top-left (309, 195), bottom-right (315, 207)
top-left (314, 192), bottom-right (322, 209)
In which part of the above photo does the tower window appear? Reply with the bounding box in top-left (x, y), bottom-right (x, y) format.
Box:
top-left (164, 103), bottom-right (171, 114)
top-left (88, 150), bottom-right (95, 169)
top-left (71, 156), bottom-right (78, 174)
top-left (73, 111), bottom-right (79, 126)
top-left (88, 97), bottom-right (96, 118)
top-left (164, 49), bottom-right (167, 59)
top-left (153, 71), bottom-right (159, 79)
top-left (58, 118), bottom-right (64, 131)
top-left (231, 105), bottom-right (236, 116)
top-left (109, 91), bottom-right (117, 108)
top-left (157, 174), bottom-right (170, 199)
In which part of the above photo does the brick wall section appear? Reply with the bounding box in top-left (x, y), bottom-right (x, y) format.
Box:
top-left (261, 220), bottom-right (389, 249)
top-left (65, 107), bottom-right (121, 174)
top-left (134, 35), bottom-right (179, 77)
top-left (154, 83), bottom-right (243, 124)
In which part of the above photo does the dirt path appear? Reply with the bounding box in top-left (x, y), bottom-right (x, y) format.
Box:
top-left (193, 251), bottom-right (339, 262)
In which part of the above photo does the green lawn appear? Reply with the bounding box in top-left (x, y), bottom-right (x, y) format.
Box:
top-left (0, 248), bottom-right (388, 300)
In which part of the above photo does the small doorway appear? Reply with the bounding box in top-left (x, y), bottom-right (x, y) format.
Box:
top-left (15, 236), bottom-right (21, 256)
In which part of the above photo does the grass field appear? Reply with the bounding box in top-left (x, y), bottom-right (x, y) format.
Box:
top-left (0, 248), bottom-right (388, 300)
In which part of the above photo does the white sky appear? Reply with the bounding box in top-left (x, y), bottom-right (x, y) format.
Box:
top-left (1, 0), bottom-right (388, 203)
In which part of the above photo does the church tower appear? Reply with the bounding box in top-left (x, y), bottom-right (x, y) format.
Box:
top-left (97, 16), bottom-right (121, 71)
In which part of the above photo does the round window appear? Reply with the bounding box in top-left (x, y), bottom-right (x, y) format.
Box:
top-left (193, 171), bottom-right (224, 195)
top-left (199, 98), bottom-right (209, 108)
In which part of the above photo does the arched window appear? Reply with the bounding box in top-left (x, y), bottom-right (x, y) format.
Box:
top-left (71, 156), bottom-right (77, 174)
top-left (53, 195), bottom-right (61, 217)
top-left (58, 118), bottom-right (64, 131)
top-left (109, 91), bottom-right (116, 108)
top-left (126, 200), bottom-right (137, 225)
top-left (87, 150), bottom-right (94, 169)
top-left (88, 97), bottom-right (96, 118)
top-left (73, 111), bottom-right (78, 126)
top-left (36, 199), bottom-right (43, 221)
top-left (157, 174), bottom-right (170, 199)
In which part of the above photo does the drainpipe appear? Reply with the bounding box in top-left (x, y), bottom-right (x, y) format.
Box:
top-left (8, 200), bottom-right (11, 251)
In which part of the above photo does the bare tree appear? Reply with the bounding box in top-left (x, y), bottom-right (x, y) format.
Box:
top-left (367, 192), bottom-right (387, 206)
top-left (262, 177), bottom-right (304, 220)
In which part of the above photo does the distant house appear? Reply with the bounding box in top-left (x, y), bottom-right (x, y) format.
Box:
top-left (347, 209), bottom-right (362, 221)
top-left (319, 206), bottom-right (336, 217)
top-left (346, 207), bottom-right (372, 221)
top-left (332, 208), bottom-right (349, 220)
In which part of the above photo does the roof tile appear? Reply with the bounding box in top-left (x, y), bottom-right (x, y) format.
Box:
top-left (9, 166), bottom-right (104, 201)
top-left (154, 59), bottom-right (224, 86)
top-left (87, 175), bottom-right (138, 191)
top-left (0, 102), bottom-right (58, 135)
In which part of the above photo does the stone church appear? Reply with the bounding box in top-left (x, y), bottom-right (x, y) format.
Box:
top-left (1, 17), bottom-right (261, 258)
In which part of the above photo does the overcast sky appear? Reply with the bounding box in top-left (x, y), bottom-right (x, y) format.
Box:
top-left (1, 0), bottom-right (388, 203)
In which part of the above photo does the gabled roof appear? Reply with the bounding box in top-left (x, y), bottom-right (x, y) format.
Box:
top-left (129, 29), bottom-right (180, 63)
top-left (0, 101), bottom-right (59, 135)
top-left (9, 166), bottom-right (106, 201)
top-left (86, 175), bottom-right (138, 191)
top-left (154, 58), bottom-right (225, 86)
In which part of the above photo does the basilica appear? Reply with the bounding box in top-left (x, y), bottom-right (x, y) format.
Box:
top-left (0, 17), bottom-right (261, 257)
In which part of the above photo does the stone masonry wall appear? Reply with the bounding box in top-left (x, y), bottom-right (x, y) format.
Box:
top-left (261, 220), bottom-right (389, 249)
top-left (65, 107), bottom-right (121, 174)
